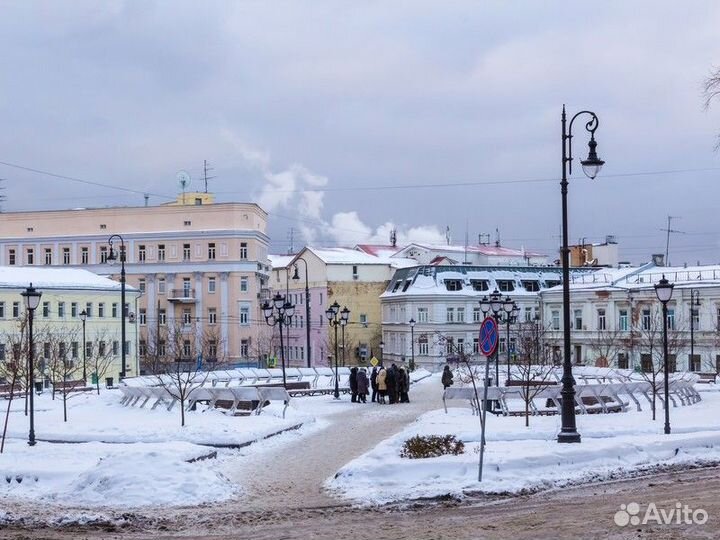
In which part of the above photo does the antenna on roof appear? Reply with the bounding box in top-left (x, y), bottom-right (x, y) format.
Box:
top-left (478, 233), bottom-right (490, 246)
top-left (202, 160), bottom-right (216, 193)
top-left (445, 225), bottom-right (451, 245)
top-left (495, 227), bottom-right (501, 248)
top-left (660, 215), bottom-right (685, 267)
top-left (463, 219), bottom-right (469, 264)
top-left (143, 193), bottom-right (149, 206)
top-left (287, 227), bottom-right (295, 255)
top-left (390, 228), bottom-right (397, 248)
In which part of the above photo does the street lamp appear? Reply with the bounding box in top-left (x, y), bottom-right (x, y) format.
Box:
top-left (409, 318), bottom-right (416, 371)
top-left (655, 275), bottom-right (674, 435)
top-left (292, 259), bottom-right (312, 368)
top-left (559, 105), bottom-right (605, 444)
top-left (341, 306), bottom-right (349, 367)
top-left (325, 301), bottom-right (350, 399)
top-left (261, 292), bottom-right (295, 388)
top-left (21, 283), bottom-right (42, 447)
top-left (480, 289), bottom-right (505, 387)
top-left (503, 300), bottom-right (519, 382)
top-left (379, 340), bottom-right (384, 364)
top-left (106, 234), bottom-right (127, 380)
top-left (690, 289), bottom-right (700, 371)
top-left (79, 309), bottom-right (87, 381)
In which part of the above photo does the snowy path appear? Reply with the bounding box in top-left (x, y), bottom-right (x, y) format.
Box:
top-left (222, 377), bottom-right (443, 511)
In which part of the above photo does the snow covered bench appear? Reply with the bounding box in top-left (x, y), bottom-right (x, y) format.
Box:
top-left (696, 372), bottom-right (717, 384)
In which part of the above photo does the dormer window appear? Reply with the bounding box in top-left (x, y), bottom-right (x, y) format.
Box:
top-left (522, 280), bottom-right (540, 292)
top-left (445, 279), bottom-right (463, 291)
top-left (497, 280), bottom-right (515, 292)
top-left (470, 279), bottom-right (489, 291)
top-left (545, 280), bottom-right (561, 288)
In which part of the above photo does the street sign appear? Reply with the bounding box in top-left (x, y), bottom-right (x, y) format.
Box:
top-left (370, 356), bottom-right (379, 366)
top-left (479, 317), bottom-right (498, 357)
top-left (267, 356), bottom-right (277, 368)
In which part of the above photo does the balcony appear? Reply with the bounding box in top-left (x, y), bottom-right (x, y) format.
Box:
top-left (168, 288), bottom-right (197, 303)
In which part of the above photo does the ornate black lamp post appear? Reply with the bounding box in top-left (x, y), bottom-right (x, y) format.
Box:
top-left (79, 309), bottom-right (87, 381)
top-left (689, 289), bottom-right (700, 371)
top-left (292, 259), bottom-right (312, 368)
top-left (379, 340), bottom-right (384, 364)
top-left (325, 301), bottom-right (350, 399)
top-left (503, 300), bottom-right (519, 382)
top-left (558, 106), bottom-right (605, 444)
top-left (261, 293), bottom-right (295, 389)
top-left (106, 234), bottom-right (127, 379)
top-left (480, 290), bottom-right (505, 387)
top-left (655, 275), bottom-right (674, 435)
top-left (409, 318), bottom-right (416, 371)
top-left (21, 283), bottom-right (42, 446)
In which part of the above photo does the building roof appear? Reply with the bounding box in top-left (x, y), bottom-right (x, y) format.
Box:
top-left (268, 254), bottom-right (295, 269)
top-left (354, 244), bottom-right (405, 258)
top-left (0, 266), bottom-right (133, 292)
top-left (395, 242), bottom-right (545, 258)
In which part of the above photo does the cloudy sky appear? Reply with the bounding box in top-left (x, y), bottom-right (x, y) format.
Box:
top-left (1, 1), bottom-right (720, 264)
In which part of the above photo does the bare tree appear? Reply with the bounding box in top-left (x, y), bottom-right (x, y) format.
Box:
top-left (152, 323), bottom-right (225, 427)
top-left (43, 326), bottom-right (83, 422)
top-left (0, 360), bottom-right (21, 453)
top-left (86, 330), bottom-right (119, 394)
top-left (703, 65), bottom-right (720, 149)
top-left (588, 327), bottom-right (625, 368)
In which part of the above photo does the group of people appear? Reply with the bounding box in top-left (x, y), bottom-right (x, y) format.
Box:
top-left (347, 364), bottom-right (411, 404)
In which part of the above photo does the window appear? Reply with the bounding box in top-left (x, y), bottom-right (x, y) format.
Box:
top-left (473, 307), bottom-right (482, 323)
top-left (597, 308), bottom-right (606, 330)
top-left (183, 243), bottom-right (191, 260)
top-left (691, 305), bottom-right (700, 329)
top-left (641, 353), bottom-right (653, 373)
top-left (574, 309), bottom-right (583, 330)
top-left (71, 302), bottom-right (78, 318)
top-left (457, 307), bottom-right (465, 323)
top-left (457, 338), bottom-right (465, 353)
top-left (240, 277), bottom-right (248, 292)
top-left (12, 301), bottom-right (19, 318)
top-left (99, 245), bottom-right (108, 263)
top-left (111, 303), bottom-right (118, 318)
top-left (137, 245), bottom-right (146, 263)
top-left (159, 309), bottom-right (166, 325)
top-left (545, 280), bottom-right (561, 288)
top-left (139, 309), bottom-right (146, 325)
top-left (182, 308), bottom-right (192, 325)
top-left (241, 339), bottom-right (249, 357)
top-left (445, 338), bottom-right (454, 355)
top-left (240, 305), bottom-right (250, 325)
top-left (472, 337), bottom-right (479, 354)
top-left (98, 303), bottom-right (105, 318)
top-left (158, 340), bottom-right (166, 356)
top-left (8, 249), bottom-right (15, 265)
top-left (81, 247), bottom-right (89, 264)
top-left (27, 248), bottom-right (34, 265)
top-left (667, 308), bottom-right (675, 330)
top-left (208, 243), bottom-right (216, 260)
top-left (99, 341), bottom-right (106, 356)
top-left (208, 340), bottom-right (218, 360)
top-left (183, 277), bottom-right (192, 296)
top-left (419, 339), bottom-right (429, 355)
top-left (642, 308), bottom-right (651, 330)
top-left (100, 224), bottom-right (107, 229)
top-left (522, 280), bottom-right (540, 292)
top-left (43, 342), bottom-right (50, 359)
top-left (0, 302), bottom-right (4, 319)
top-left (85, 303), bottom-right (92, 318)
top-left (71, 342), bottom-right (78, 359)
top-left (183, 340), bottom-right (191, 358)
top-left (208, 308), bottom-right (217, 324)
top-left (717, 307), bottom-right (720, 330)
top-left (0, 344), bottom-right (4, 361)
top-left (58, 302), bottom-right (65, 318)
top-left (136, 278), bottom-right (145, 293)
top-left (499, 337), bottom-right (506, 354)
top-left (444, 280), bottom-right (463, 291)
top-left (446, 307), bottom-right (455, 323)
top-left (525, 307), bottom-right (533, 322)
top-left (551, 310), bottom-right (560, 330)
top-left (358, 313), bottom-right (368, 327)
top-left (139, 340), bottom-right (147, 357)
top-left (113, 341), bottom-right (119, 355)
top-left (470, 280), bottom-right (489, 292)
top-left (158, 278), bottom-right (166, 294)
top-left (208, 277), bottom-right (216, 293)
top-left (44, 248), bottom-right (52, 265)
top-left (690, 354), bottom-right (701, 372)
top-left (240, 242), bottom-right (248, 260)
top-left (63, 247), bottom-right (70, 265)
top-left (42, 301), bottom-right (50, 318)
top-left (352, 265), bottom-right (358, 278)
top-left (85, 341), bottom-right (93, 358)
top-left (497, 280), bottom-right (515, 292)
top-left (619, 309), bottom-right (629, 331)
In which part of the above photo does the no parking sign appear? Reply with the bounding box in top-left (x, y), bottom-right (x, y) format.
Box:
top-left (479, 317), bottom-right (498, 357)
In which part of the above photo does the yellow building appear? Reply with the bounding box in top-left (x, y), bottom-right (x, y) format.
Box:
top-left (0, 266), bottom-right (140, 384)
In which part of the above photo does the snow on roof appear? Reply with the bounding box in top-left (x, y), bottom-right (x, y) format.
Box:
top-left (305, 247), bottom-right (393, 265)
top-left (397, 242), bottom-right (545, 258)
top-left (354, 244), bottom-right (405, 258)
top-left (562, 263), bottom-right (720, 293)
top-left (268, 254), bottom-right (294, 269)
top-left (0, 266), bottom-right (131, 291)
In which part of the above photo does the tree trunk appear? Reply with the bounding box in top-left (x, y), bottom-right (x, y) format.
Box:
top-left (63, 391), bottom-right (68, 422)
top-left (1, 372), bottom-right (18, 453)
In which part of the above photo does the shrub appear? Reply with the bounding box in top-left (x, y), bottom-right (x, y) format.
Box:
top-left (400, 434), bottom-right (465, 459)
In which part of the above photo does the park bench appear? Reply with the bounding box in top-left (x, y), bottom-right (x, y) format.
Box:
top-left (0, 382), bottom-right (21, 400)
top-left (52, 379), bottom-right (92, 395)
top-left (697, 372), bottom-right (717, 384)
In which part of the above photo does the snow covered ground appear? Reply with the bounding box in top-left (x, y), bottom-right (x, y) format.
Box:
top-left (328, 384), bottom-right (720, 504)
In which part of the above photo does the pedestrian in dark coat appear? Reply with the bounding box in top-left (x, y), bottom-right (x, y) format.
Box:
top-left (442, 365), bottom-right (454, 389)
top-left (398, 366), bottom-right (410, 403)
top-left (357, 368), bottom-right (369, 403)
top-left (370, 366), bottom-right (379, 403)
top-left (349, 367), bottom-right (358, 402)
top-left (386, 364), bottom-right (398, 404)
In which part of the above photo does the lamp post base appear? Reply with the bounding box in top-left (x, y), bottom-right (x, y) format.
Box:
top-left (557, 431), bottom-right (581, 444)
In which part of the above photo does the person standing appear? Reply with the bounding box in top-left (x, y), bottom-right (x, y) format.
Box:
top-left (398, 365), bottom-right (410, 403)
top-left (442, 365), bottom-right (454, 389)
top-left (349, 367), bottom-right (359, 403)
top-left (377, 365), bottom-right (387, 404)
top-left (386, 364), bottom-right (398, 404)
top-left (357, 368), bottom-right (369, 403)
top-left (370, 366), bottom-right (379, 403)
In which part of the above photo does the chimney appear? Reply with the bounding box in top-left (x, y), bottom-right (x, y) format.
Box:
top-left (651, 253), bottom-right (665, 267)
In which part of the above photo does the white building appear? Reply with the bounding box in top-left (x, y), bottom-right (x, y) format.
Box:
top-left (539, 263), bottom-right (720, 372)
top-left (390, 243), bottom-right (548, 266)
